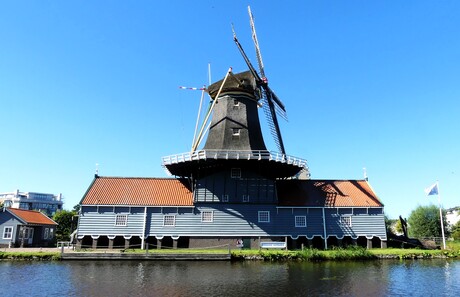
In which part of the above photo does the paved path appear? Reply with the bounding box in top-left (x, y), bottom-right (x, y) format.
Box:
top-left (1, 247), bottom-right (76, 253)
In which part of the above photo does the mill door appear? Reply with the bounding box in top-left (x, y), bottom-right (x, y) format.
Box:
top-left (27, 228), bottom-right (34, 245)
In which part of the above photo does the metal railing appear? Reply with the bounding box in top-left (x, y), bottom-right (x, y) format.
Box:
top-left (162, 150), bottom-right (308, 168)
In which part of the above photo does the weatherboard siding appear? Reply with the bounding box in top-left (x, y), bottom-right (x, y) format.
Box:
top-left (195, 172), bottom-right (276, 204)
top-left (0, 215), bottom-right (19, 245)
top-left (78, 205), bottom-right (387, 240)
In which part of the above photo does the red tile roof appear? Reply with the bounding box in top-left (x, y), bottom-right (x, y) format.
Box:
top-left (277, 180), bottom-right (383, 207)
top-left (8, 208), bottom-right (57, 225)
top-left (81, 177), bottom-right (194, 206)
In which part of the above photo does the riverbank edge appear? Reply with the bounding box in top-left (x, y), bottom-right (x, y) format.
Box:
top-left (1, 248), bottom-right (459, 261)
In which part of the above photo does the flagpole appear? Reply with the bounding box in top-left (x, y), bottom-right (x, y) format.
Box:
top-left (437, 182), bottom-right (447, 249)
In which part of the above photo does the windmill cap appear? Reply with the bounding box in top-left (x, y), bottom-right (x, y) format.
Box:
top-left (208, 71), bottom-right (258, 99)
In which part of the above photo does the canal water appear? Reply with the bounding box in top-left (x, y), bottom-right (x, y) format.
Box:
top-left (0, 259), bottom-right (458, 296)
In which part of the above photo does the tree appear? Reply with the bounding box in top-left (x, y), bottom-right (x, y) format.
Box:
top-left (407, 205), bottom-right (447, 238)
top-left (385, 215), bottom-right (397, 236)
top-left (72, 204), bottom-right (80, 213)
top-left (53, 210), bottom-right (78, 242)
top-left (394, 219), bottom-right (404, 235)
top-left (451, 220), bottom-right (460, 240)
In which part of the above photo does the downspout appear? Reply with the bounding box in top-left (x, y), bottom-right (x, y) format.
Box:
top-left (322, 207), bottom-right (328, 250)
top-left (141, 206), bottom-right (147, 250)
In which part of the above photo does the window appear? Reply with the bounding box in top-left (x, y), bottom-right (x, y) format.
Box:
top-left (163, 215), bottom-right (176, 226)
top-left (3, 226), bottom-right (13, 239)
top-left (222, 195), bottom-right (229, 202)
top-left (233, 99), bottom-right (240, 107)
top-left (232, 128), bottom-right (240, 136)
top-left (49, 228), bottom-right (54, 239)
top-left (44, 228), bottom-right (49, 239)
top-left (258, 211), bottom-right (270, 223)
top-left (340, 216), bottom-right (352, 227)
top-left (295, 216), bottom-right (307, 227)
top-left (18, 227), bottom-right (32, 239)
top-left (115, 214), bottom-right (128, 226)
top-left (243, 195), bottom-right (250, 202)
top-left (231, 168), bottom-right (241, 179)
top-left (201, 211), bottom-right (214, 222)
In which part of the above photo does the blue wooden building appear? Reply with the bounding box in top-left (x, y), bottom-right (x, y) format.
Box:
top-left (76, 15), bottom-right (387, 250)
top-left (0, 208), bottom-right (57, 247)
top-left (76, 71), bottom-right (387, 250)
top-left (76, 176), bottom-right (386, 250)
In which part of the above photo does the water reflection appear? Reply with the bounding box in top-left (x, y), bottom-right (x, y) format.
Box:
top-left (0, 260), bottom-right (458, 297)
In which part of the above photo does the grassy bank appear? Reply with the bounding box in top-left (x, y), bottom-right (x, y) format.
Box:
top-left (231, 242), bottom-right (460, 261)
top-left (0, 251), bottom-right (60, 261)
top-left (1, 241), bottom-right (459, 261)
top-left (232, 246), bottom-right (377, 261)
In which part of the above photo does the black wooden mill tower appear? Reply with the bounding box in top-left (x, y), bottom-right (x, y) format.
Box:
top-left (162, 7), bottom-right (309, 203)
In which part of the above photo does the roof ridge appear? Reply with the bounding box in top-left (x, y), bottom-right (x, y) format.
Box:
top-left (9, 208), bottom-right (43, 214)
top-left (96, 176), bottom-right (181, 180)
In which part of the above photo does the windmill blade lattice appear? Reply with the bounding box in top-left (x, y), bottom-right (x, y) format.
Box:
top-left (246, 5), bottom-right (287, 155)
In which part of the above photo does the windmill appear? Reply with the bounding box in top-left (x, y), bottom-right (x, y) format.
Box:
top-left (162, 6), bottom-right (308, 179)
top-left (232, 5), bottom-right (288, 156)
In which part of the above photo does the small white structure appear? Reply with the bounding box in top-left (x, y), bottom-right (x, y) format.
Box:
top-left (0, 190), bottom-right (63, 216)
top-left (446, 207), bottom-right (460, 229)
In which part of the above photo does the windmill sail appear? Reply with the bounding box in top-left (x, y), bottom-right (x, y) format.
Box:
top-left (240, 5), bottom-right (287, 155)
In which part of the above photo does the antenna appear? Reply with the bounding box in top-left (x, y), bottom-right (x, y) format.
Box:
top-left (363, 167), bottom-right (368, 181)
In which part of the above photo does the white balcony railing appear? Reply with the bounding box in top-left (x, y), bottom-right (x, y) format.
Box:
top-left (162, 150), bottom-right (308, 169)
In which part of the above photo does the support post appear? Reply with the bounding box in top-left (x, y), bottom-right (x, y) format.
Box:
top-left (367, 238), bottom-right (372, 249)
top-left (322, 208), bottom-right (328, 250)
top-left (381, 240), bottom-right (387, 249)
top-left (337, 238), bottom-right (343, 248)
top-left (76, 239), bottom-right (82, 250)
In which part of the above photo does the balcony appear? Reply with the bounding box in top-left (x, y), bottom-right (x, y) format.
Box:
top-left (162, 150), bottom-right (309, 178)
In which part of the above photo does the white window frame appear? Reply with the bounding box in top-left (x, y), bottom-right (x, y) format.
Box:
top-left (163, 215), bottom-right (176, 227)
top-left (49, 228), bottom-right (54, 239)
top-left (3, 226), bottom-right (13, 240)
top-left (340, 215), bottom-right (352, 227)
top-left (222, 194), bottom-right (229, 202)
top-left (243, 195), bottom-right (250, 203)
top-left (115, 214), bottom-right (128, 226)
top-left (231, 168), bottom-right (241, 179)
top-left (258, 211), bottom-right (270, 223)
top-left (201, 211), bottom-right (214, 223)
top-left (295, 216), bottom-right (307, 227)
top-left (44, 228), bottom-right (49, 239)
top-left (23, 228), bottom-right (31, 239)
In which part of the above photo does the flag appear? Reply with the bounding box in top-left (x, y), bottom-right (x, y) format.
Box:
top-left (425, 182), bottom-right (438, 196)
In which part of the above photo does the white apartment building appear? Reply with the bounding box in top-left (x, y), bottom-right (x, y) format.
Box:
top-left (446, 207), bottom-right (460, 229)
top-left (0, 190), bottom-right (63, 216)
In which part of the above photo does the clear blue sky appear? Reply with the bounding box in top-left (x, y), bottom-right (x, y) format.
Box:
top-left (1, 1), bottom-right (459, 219)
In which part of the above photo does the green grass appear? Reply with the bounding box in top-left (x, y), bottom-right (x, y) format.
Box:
top-left (0, 251), bottom-right (61, 261)
top-left (447, 240), bottom-right (460, 250)
top-left (231, 246), bottom-right (376, 261)
top-left (369, 240), bottom-right (460, 259)
top-left (3, 241), bottom-right (459, 261)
